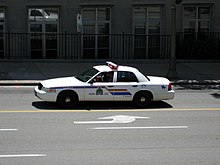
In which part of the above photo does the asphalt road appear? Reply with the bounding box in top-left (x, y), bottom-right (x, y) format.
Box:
top-left (0, 86), bottom-right (220, 165)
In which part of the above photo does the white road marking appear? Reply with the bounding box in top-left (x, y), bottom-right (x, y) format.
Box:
top-left (0, 129), bottom-right (18, 131)
top-left (0, 154), bottom-right (46, 158)
top-left (91, 126), bottom-right (189, 130)
top-left (74, 115), bottom-right (149, 124)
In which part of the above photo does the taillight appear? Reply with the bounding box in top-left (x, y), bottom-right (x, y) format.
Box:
top-left (168, 83), bottom-right (172, 91)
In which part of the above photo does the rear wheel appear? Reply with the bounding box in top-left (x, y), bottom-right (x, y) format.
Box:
top-left (57, 91), bottom-right (78, 108)
top-left (133, 91), bottom-right (152, 107)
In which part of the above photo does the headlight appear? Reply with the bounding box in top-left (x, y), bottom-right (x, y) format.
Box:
top-left (47, 89), bottom-right (56, 93)
top-left (42, 87), bottom-right (56, 93)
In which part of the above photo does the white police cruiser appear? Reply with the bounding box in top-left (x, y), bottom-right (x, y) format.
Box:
top-left (35, 62), bottom-right (175, 108)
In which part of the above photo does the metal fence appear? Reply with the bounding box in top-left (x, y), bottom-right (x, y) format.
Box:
top-left (176, 32), bottom-right (220, 59)
top-left (0, 32), bottom-right (220, 60)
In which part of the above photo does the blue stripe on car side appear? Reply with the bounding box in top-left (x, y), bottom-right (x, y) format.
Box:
top-left (51, 86), bottom-right (97, 89)
top-left (51, 86), bottom-right (132, 95)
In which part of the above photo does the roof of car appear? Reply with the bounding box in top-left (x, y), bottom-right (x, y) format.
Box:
top-left (93, 62), bottom-right (149, 82)
top-left (93, 65), bottom-right (139, 73)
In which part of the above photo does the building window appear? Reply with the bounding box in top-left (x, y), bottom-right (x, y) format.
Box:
top-left (133, 7), bottom-right (162, 59)
top-left (28, 8), bottom-right (59, 59)
top-left (0, 9), bottom-right (5, 59)
top-left (183, 5), bottom-right (211, 38)
top-left (82, 7), bottom-right (111, 59)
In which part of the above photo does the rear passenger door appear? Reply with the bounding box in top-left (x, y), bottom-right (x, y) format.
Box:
top-left (113, 71), bottom-right (139, 101)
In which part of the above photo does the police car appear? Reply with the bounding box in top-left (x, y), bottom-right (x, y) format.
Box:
top-left (34, 62), bottom-right (175, 108)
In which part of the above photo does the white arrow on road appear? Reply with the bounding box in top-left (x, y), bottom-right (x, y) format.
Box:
top-left (0, 129), bottom-right (18, 131)
top-left (0, 154), bottom-right (46, 158)
top-left (74, 115), bottom-right (149, 124)
top-left (91, 126), bottom-right (189, 130)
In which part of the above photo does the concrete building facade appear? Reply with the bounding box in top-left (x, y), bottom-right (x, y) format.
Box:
top-left (0, 0), bottom-right (219, 60)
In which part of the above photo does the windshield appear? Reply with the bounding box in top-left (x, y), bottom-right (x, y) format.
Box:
top-left (75, 68), bottom-right (99, 82)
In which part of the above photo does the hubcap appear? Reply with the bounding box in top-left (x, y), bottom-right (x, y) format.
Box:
top-left (140, 97), bottom-right (146, 102)
top-left (65, 97), bottom-right (71, 103)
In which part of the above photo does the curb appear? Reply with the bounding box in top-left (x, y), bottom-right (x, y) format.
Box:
top-left (171, 80), bottom-right (220, 85)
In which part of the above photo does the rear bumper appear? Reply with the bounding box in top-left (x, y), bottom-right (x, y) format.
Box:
top-left (165, 90), bottom-right (175, 100)
top-left (153, 90), bottom-right (175, 101)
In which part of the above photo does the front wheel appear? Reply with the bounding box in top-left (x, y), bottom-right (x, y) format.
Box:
top-left (133, 92), bottom-right (152, 107)
top-left (57, 91), bottom-right (78, 108)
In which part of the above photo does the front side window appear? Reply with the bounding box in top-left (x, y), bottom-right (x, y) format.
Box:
top-left (82, 7), bottom-right (111, 59)
top-left (0, 9), bottom-right (5, 59)
top-left (133, 7), bottom-right (162, 59)
top-left (92, 71), bottom-right (114, 83)
top-left (28, 8), bottom-right (59, 59)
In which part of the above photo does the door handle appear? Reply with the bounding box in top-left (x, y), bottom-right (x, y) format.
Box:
top-left (108, 86), bottom-right (114, 87)
top-left (132, 85), bottom-right (138, 87)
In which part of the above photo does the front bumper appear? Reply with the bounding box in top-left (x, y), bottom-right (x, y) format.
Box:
top-left (34, 86), bottom-right (57, 102)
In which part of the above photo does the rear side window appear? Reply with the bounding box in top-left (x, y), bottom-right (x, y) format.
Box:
top-left (117, 71), bottom-right (138, 82)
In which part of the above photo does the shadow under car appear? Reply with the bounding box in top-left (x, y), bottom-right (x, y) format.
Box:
top-left (32, 101), bottom-right (173, 110)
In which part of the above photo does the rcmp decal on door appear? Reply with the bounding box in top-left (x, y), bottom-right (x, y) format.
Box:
top-left (96, 87), bottom-right (104, 95)
top-left (89, 87), bottom-right (108, 96)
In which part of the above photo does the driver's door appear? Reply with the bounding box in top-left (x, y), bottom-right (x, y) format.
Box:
top-left (84, 71), bottom-right (115, 101)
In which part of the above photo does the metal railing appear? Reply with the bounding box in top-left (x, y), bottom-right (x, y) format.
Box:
top-left (176, 32), bottom-right (220, 59)
top-left (0, 32), bottom-right (219, 60)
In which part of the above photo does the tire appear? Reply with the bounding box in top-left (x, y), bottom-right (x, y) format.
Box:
top-left (133, 91), bottom-right (152, 107)
top-left (57, 91), bottom-right (78, 108)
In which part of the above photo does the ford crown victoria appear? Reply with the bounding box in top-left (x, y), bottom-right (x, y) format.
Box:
top-left (34, 62), bottom-right (175, 108)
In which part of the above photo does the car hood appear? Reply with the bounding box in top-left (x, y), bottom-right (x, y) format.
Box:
top-left (148, 76), bottom-right (170, 84)
top-left (40, 76), bottom-right (84, 88)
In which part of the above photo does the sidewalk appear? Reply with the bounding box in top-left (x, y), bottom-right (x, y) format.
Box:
top-left (0, 61), bottom-right (220, 86)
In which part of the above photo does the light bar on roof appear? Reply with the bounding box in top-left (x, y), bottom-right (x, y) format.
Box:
top-left (106, 61), bottom-right (118, 70)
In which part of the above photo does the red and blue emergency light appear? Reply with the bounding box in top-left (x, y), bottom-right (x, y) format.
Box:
top-left (106, 61), bottom-right (118, 70)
